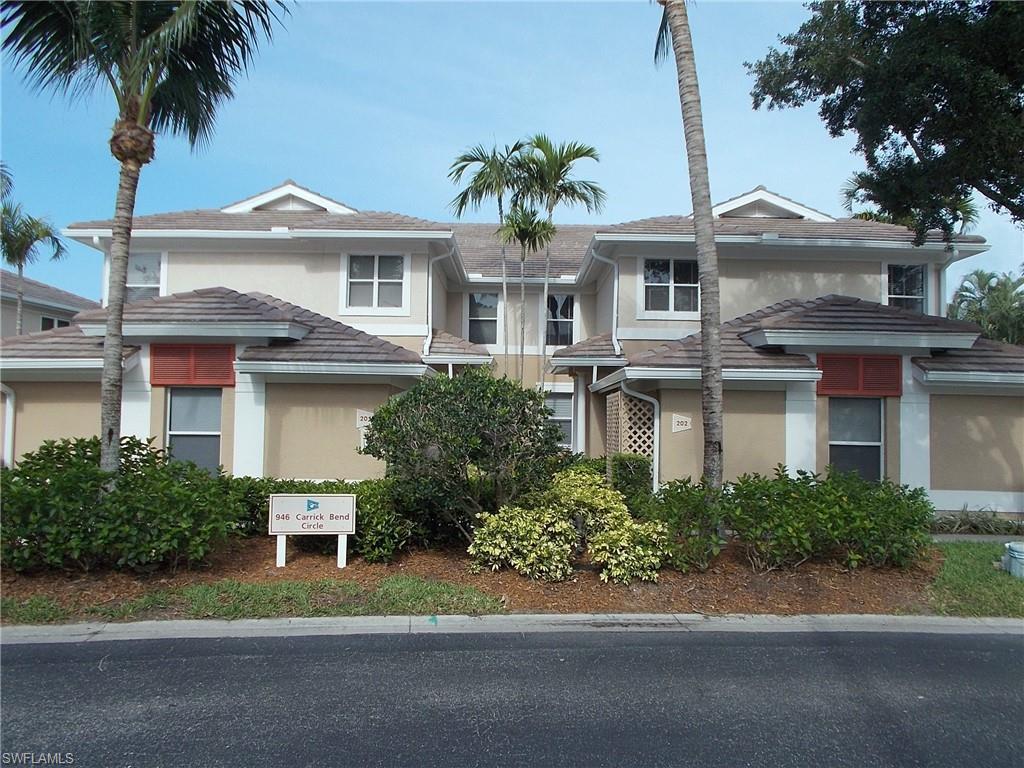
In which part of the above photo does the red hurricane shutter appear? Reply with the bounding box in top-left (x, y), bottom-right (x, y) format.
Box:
top-left (151, 344), bottom-right (235, 386)
top-left (818, 354), bottom-right (901, 397)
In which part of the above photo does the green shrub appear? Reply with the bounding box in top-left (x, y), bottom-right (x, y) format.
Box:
top-left (352, 478), bottom-right (416, 564)
top-left (932, 508), bottom-right (1024, 536)
top-left (468, 505), bottom-right (578, 582)
top-left (643, 478), bottom-right (725, 572)
top-left (1, 437), bottom-right (239, 572)
top-left (539, 466), bottom-right (631, 536)
top-left (723, 466), bottom-right (932, 571)
top-left (588, 516), bottom-right (669, 584)
top-left (567, 454), bottom-right (607, 478)
top-left (609, 453), bottom-right (653, 513)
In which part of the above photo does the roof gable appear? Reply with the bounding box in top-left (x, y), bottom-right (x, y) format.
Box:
top-left (220, 180), bottom-right (357, 215)
top-left (712, 185), bottom-right (835, 222)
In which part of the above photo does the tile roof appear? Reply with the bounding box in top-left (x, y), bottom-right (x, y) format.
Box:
top-left (0, 325), bottom-right (137, 359)
top-left (0, 269), bottom-right (100, 312)
top-left (452, 223), bottom-right (598, 279)
top-left (597, 215), bottom-right (985, 244)
top-left (913, 338), bottom-right (1024, 375)
top-left (743, 294), bottom-right (981, 336)
top-left (427, 329), bottom-right (489, 358)
top-left (551, 332), bottom-right (623, 360)
top-left (221, 179), bottom-right (357, 212)
top-left (67, 209), bottom-right (451, 233)
top-left (628, 302), bottom-right (818, 369)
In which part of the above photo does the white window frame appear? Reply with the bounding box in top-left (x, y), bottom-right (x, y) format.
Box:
top-left (636, 257), bottom-right (700, 321)
top-left (542, 385), bottom-right (574, 450)
top-left (338, 252), bottom-right (411, 317)
top-left (544, 293), bottom-right (579, 352)
top-left (40, 316), bottom-right (70, 331)
top-left (463, 291), bottom-right (504, 351)
top-left (827, 397), bottom-right (884, 480)
top-left (166, 387), bottom-right (222, 470)
top-left (883, 263), bottom-right (930, 314)
top-left (104, 251), bottom-right (167, 306)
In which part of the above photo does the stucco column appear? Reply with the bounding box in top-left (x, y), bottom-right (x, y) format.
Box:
top-left (784, 381), bottom-right (817, 476)
top-left (573, 372), bottom-right (587, 454)
top-left (233, 372), bottom-right (266, 477)
top-left (899, 355), bottom-right (930, 491)
top-left (120, 343), bottom-right (152, 441)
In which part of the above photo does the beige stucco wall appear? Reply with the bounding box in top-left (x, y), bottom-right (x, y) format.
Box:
top-left (1, 301), bottom-right (77, 337)
top-left (263, 383), bottom-right (396, 480)
top-left (3, 381), bottom-right (100, 462)
top-left (930, 394), bottom-right (1024, 492)
top-left (659, 389), bottom-right (786, 482)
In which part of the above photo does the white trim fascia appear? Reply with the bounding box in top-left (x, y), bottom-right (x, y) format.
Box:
top-left (234, 361), bottom-right (433, 377)
top-left (66, 228), bottom-right (454, 244)
top-left (591, 232), bottom-right (988, 255)
top-left (220, 183), bottom-right (358, 214)
top-left (551, 356), bottom-right (626, 368)
top-left (930, 490), bottom-right (1023, 514)
top-left (463, 275), bottom-right (579, 286)
top-left (913, 368), bottom-right (1024, 388)
top-left (338, 252), bottom-right (413, 318)
top-left (77, 321), bottom-right (311, 339)
top-left (590, 366), bottom-right (821, 392)
top-left (0, 354), bottom-right (139, 372)
top-left (617, 326), bottom-right (697, 341)
top-left (742, 329), bottom-right (979, 350)
top-left (712, 188), bottom-right (835, 222)
top-left (0, 294), bottom-right (99, 315)
top-left (423, 355), bottom-right (493, 365)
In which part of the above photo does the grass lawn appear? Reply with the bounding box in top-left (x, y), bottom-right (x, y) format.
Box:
top-left (0, 574), bottom-right (503, 625)
top-left (928, 543), bottom-right (1024, 618)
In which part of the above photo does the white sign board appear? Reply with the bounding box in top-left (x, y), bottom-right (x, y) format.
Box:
top-left (269, 494), bottom-right (357, 569)
top-left (671, 413), bottom-right (693, 433)
top-left (355, 409), bottom-right (374, 430)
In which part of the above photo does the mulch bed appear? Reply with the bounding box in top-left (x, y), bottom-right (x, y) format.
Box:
top-left (1, 536), bottom-right (943, 619)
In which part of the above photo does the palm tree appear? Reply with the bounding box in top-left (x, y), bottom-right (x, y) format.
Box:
top-left (497, 205), bottom-right (556, 382)
top-left (2, 2), bottom-right (286, 473)
top-left (949, 267), bottom-right (1024, 344)
top-left (0, 163), bottom-right (12, 202)
top-left (449, 141), bottom-right (526, 371)
top-left (655, 0), bottom-right (724, 489)
top-left (2, 201), bottom-right (67, 334)
top-left (841, 172), bottom-right (980, 234)
top-left (517, 134), bottom-right (605, 390)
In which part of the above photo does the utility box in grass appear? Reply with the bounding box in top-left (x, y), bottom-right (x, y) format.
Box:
top-left (1002, 542), bottom-right (1024, 579)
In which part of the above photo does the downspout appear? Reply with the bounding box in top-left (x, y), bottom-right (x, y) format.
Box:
top-left (590, 243), bottom-right (621, 355)
top-left (620, 378), bottom-right (660, 493)
top-left (423, 246), bottom-right (454, 358)
top-left (1, 383), bottom-right (14, 468)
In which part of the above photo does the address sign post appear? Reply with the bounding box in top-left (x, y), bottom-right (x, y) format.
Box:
top-left (269, 494), bottom-right (356, 569)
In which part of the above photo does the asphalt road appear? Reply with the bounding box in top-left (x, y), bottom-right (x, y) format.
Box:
top-left (2, 631), bottom-right (1021, 768)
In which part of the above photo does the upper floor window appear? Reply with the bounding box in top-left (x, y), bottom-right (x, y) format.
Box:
top-left (888, 265), bottom-right (927, 313)
top-left (468, 292), bottom-right (498, 345)
top-left (345, 254), bottom-right (405, 311)
top-left (644, 259), bottom-right (699, 313)
top-left (126, 253), bottom-right (161, 303)
top-left (41, 317), bottom-right (70, 331)
top-left (546, 294), bottom-right (574, 347)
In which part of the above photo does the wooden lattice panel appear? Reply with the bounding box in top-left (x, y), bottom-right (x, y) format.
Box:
top-left (621, 395), bottom-right (655, 458)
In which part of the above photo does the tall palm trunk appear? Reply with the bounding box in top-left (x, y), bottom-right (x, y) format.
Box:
top-left (519, 249), bottom-right (526, 383)
top-left (664, 0), bottom-right (723, 488)
top-left (498, 196), bottom-right (509, 373)
top-left (539, 208), bottom-right (553, 392)
top-left (15, 262), bottom-right (24, 335)
top-left (99, 161), bottom-right (142, 473)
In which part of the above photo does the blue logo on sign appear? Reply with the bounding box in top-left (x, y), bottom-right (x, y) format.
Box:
top-left (306, 499), bottom-right (320, 512)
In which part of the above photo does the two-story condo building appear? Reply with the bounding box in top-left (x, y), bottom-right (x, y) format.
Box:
top-left (1, 182), bottom-right (1021, 512)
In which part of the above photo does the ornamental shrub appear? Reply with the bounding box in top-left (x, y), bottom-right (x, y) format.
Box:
top-left (1, 436), bottom-right (239, 572)
top-left (468, 505), bottom-right (578, 582)
top-left (588, 516), bottom-right (669, 584)
top-left (609, 453), bottom-right (653, 513)
top-left (361, 367), bottom-right (564, 543)
top-left (642, 478), bottom-right (725, 572)
top-left (723, 466), bottom-right (932, 571)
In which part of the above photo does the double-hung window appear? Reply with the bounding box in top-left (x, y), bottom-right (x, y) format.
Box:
top-left (643, 258), bottom-right (699, 313)
top-left (468, 292), bottom-right (498, 345)
top-left (828, 397), bottom-right (883, 482)
top-left (546, 294), bottom-right (574, 347)
top-left (126, 253), bottom-right (161, 302)
top-left (346, 254), bottom-right (405, 310)
top-left (167, 388), bottom-right (222, 473)
top-left (545, 393), bottom-right (573, 449)
top-left (887, 265), bottom-right (927, 313)
top-left (41, 317), bottom-right (70, 331)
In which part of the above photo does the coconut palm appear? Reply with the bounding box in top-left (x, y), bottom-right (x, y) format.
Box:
top-left (497, 205), bottom-right (557, 382)
top-left (0, 163), bottom-right (12, 202)
top-left (949, 267), bottom-right (1024, 344)
top-left (517, 134), bottom-right (604, 389)
top-left (841, 172), bottom-right (979, 234)
top-left (449, 141), bottom-right (527, 371)
top-left (2, 1), bottom-right (287, 472)
top-left (2, 201), bottom-right (67, 334)
top-left (655, 0), bottom-right (724, 488)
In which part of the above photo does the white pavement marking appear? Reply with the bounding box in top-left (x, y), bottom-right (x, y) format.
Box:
top-left (1, 613), bottom-right (1021, 645)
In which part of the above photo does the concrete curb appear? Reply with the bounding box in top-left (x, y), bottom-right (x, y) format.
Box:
top-left (2, 613), bottom-right (1021, 645)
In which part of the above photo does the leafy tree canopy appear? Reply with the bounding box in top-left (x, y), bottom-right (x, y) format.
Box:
top-left (948, 266), bottom-right (1024, 345)
top-left (748, 1), bottom-right (1024, 243)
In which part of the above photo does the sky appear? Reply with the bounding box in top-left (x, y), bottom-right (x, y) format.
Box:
top-left (2, 0), bottom-right (1021, 303)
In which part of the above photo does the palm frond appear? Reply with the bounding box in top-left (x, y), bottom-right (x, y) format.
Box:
top-left (654, 4), bottom-right (671, 66)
